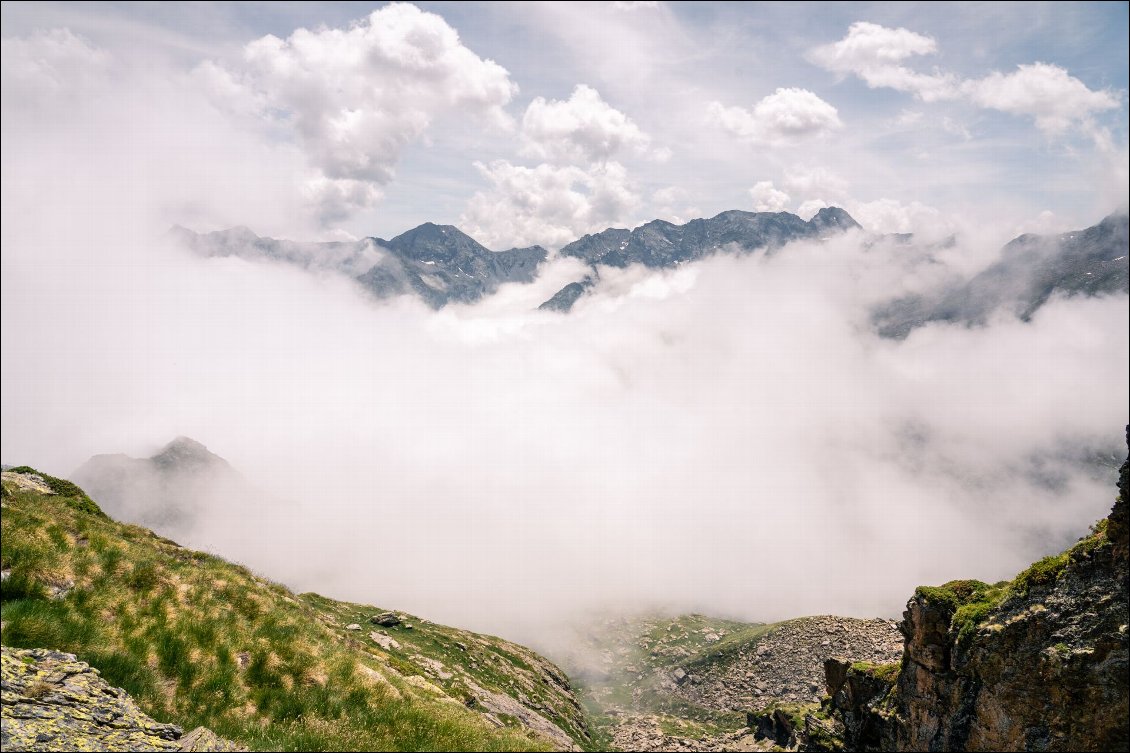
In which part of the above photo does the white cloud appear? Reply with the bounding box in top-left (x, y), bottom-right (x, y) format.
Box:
top-left (521, 84), bottom-right (653, 164)
top-left (650, 186), bottom-right (699, 224)
top-left (783, 165), bottom-right (850, 201)
top-left (894, 109), bottom-right (924, 126)
top-left (809, 21), bottom-right (958, 102)
top-left (963, 63), bottom-right (1120, 135)
top-left (709, 88), bottom-right (842, 145)
top-left (0, 28), bottom-right (108, 105)
top-left (812, 23), bottom-right (1119, 134)
top-left (301, 177), bottom-right (383, 223)
top-left (749, 181), bottom-right (791, 212)
top-left (796, 199), bottom-right (830, 221)
top-left (460, 160), bottom-right (640, 249)
top-left (847, 198), bottom-right (945, 235)
top-left (204, 3), bottom-right (517, 222)
top-left (611, 1), bottom-right (660, 10)
top-left (941, 116), bottom-right (972, 140)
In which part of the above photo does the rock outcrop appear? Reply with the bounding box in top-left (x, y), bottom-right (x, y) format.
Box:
top-left (0, 647), bottom-right (240, 752)
top-left (816, 426), bottom-right (1130, 752)
top-left (676, 616), bottom-right (902, 712)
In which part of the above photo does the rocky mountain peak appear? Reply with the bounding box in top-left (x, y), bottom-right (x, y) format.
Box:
top-left (150, 436), bottom-right (227, 472)
top-left (810, 206), bottom-right (862, 233)
top-left (381, 222), bottom-right (488, 262)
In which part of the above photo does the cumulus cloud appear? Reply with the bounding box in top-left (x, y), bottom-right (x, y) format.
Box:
top-left (749, 181), bottom-right (791, 212)
top-left (650, 186), bottom-right (700, 224)
top-left (965, 62), bottom-right (1120, 135)
top-left (460, 160), bottom-right (640, 249)
top-left (709, 88), bottom-right (843, 145)
top-left (202, 3), bottom-right (517, 222)
top-left (521, 84), bottom-right (653, 164)
top-left (809, 21), bottom-right (957, 102)
top-left (783, 165), bottom-right (850, 201)
top-left (848, 198), bottom-right (946, 235)
top-left (812, 22), bottom-right (1119, 135)
top-left (778, 165), bottom-right (953, 236)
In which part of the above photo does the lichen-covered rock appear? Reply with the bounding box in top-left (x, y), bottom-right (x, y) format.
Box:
top-left (0, 647), bottom-right (241, 752)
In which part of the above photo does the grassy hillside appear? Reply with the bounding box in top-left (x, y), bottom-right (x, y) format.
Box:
top-left (0, 470), bottom-right (591, 752)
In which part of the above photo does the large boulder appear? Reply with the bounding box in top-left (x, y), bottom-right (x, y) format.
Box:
top-left (0, 647), bottom-right (242, 752)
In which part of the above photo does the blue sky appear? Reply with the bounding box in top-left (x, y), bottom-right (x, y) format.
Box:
top-left (2, 1), bottom-right (1127, 246)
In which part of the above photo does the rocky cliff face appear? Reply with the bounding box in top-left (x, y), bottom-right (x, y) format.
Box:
top-left (820, 427), bottom-right (1130, 752)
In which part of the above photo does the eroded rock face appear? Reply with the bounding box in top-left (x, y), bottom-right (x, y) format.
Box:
top-left (0, 647), bottom-right (241, 752)
top-left (826, 428), bottom-right (1130, 752)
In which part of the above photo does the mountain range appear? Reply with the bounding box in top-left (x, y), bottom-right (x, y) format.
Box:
top-left (171, 208), bottom-right (1129, 333)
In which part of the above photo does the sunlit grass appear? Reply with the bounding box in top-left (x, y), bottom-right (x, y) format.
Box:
top-left (1, 483), bottom-right (585, 751)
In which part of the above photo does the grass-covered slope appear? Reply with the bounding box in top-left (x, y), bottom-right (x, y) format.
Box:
top-left (0, 470), bottom-right (591, 751)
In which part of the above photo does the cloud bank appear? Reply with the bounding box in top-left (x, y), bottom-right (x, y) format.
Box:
top-left (2, 15), bottom-right (1127, 651)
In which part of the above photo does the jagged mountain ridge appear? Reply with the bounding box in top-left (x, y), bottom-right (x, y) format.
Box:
top-left (171, 207), bottom-right (862, 311)
top-left (171, 208), bottom-right (1128, 331)
top-left (557, 206), bottom-right (860, 269)
top-left (172, 222), bottom-right (546, 309)
top-left (540, 207), bottom-right (862, 311)
top-left (874, 212), bottom-right (1129, 338)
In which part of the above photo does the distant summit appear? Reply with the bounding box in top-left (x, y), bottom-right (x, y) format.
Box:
top-left (150, 436), bottom-right (229, 473)
top-left (72, 437), bottom-right (244, 535)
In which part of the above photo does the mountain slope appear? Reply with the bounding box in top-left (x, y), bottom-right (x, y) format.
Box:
top-left (0, 471), bottom-right (592, 752)
top-left (874, 212), bottom-right (1129, 338)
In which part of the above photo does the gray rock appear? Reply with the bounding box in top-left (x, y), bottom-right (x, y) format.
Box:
top-left (370, 613), bottom-right (401, 627)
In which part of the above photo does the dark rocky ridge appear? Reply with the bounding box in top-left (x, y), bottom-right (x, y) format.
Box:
top-left (875, 212), bottom-right (1129, 338)
top-left (542, 207), bottom-right (862, 312)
